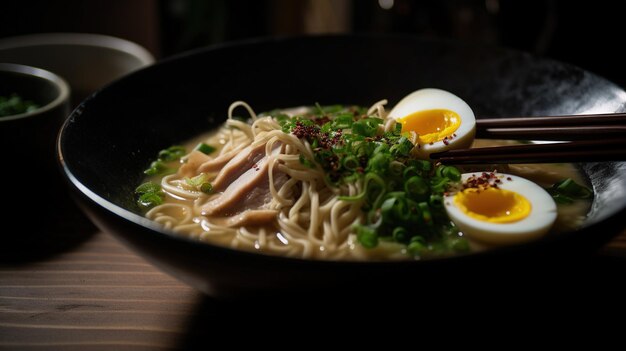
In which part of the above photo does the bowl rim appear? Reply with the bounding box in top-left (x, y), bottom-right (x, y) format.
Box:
top-left (57, 34), bottom-right (626, 266)
top-left (0, 32), bottom-right (155, 66)
top-left (0, 62), bottom-right (70, 122)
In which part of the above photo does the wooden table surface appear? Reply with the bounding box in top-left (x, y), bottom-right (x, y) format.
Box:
top-left (2, 217), bottom-right (626, 350)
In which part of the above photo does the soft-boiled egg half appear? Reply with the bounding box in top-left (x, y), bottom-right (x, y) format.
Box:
top-left (444, 173), bottom-right (557, 246)
top-left (388, 88), bottom-right (476, 159)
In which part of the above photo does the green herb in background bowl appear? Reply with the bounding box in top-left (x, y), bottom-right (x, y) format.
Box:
top-left (0, 93), bottom-right (39, 117)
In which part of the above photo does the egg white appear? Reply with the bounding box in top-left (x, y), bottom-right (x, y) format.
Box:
top-left (444, 173), bottom-right (557, 246)
top-left (388, 88), bottom-right (476, 159)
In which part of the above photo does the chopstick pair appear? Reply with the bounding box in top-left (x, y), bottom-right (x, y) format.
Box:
top-left (430, 113), bottom-right (626, 164)
top-left (475, 113), bottom-right (626, 140)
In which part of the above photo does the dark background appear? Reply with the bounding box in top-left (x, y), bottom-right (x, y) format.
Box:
top-left (1, 0), bottom-right (624, 88)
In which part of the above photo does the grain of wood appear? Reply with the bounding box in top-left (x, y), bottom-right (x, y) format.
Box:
top-left (1, 229), bottom-right (625, 351)
top-left (0, 232), bottom-right (201, 351)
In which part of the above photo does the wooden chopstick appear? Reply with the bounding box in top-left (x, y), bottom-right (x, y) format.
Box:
top-left (476, 125), bottom-right (626, 140)
top-left (476, 113), bottom-right (626, 140)
top-left (430, 139), bottom-right (626, 164)
top-left (476, 113), bottom-right (626, 128)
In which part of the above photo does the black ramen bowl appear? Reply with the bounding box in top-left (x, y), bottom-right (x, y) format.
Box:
top-left (58, 35), bottom-right (626, 299)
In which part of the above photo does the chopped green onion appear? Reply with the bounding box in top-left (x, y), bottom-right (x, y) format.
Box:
top-left (364, 172), bottom-right (386, 209)
top-left (435, 165), bottom-right (461, 181)
top-left (351, 118), bottom-right (383, 137)
top-left (144, 145), bottom-right (187, 175)
top-left (407, 159), bottom-right (432, 172)
top-left (320, 104), bottom-right (345, 113)
top-left (185, 173), bottom-right (208, 187)
top-left (407, 241), bottom-right (425, 255)
top-left (194, 142), bottom-right (216, 155)
top-left (158, 145), bottom-right (186, 162)
top-left (135, 182), bottom-right (161, 195)
top-left (356, 225), bottom-right (378, 249)
top-left (366, 153), bottom-right (390, 173)
top-left (137, 193), bottom-right (163, 209)
top-left (200, 182), bottom-right (213, 194)
top-left (442, 166), bottom-right (461, 181)
top-left (389, 161), bottom-right (405, 177)
top-left (390, 137), bottom-right (414, 157)
top-left (314, 102), bottom-right (325, 114)
top-left (405, 176), bottom-right (429, 200)
top-left (418, 202), bottom-right (432, 223)
top-left (429, 194), bottom-right (444, 209)
top-left (144, 160), bottom-right (173, 176)
top-left (430, 176), bottom-right (450, 194)
top-left (403, 166), bottom-right (421, 180)
top-left (552, 193), bottom-right (573, 204)
top-left (332, 113), bottom-right (354, 129)
top-left (274, 113), bottom-right (290, 125)
top-left (135, 182), bottom-right (164, 209)
top-left (548, 178), bottom-right (593, 204)
top-left (0, 93), bottom-right (39, 117)
top-left (342, 155), bottom-right (360, 171)
top-left (392, 227), bottom-right (409, 243)
top-left (394, 122), bottom-right (403, 134)
top-left (299, 154), bottom-right (316, 168)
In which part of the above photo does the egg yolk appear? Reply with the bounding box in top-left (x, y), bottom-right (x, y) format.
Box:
top-left (398, 109), bottom-right (461, 144)
top-left (454, 187), bottom-right (531, 223)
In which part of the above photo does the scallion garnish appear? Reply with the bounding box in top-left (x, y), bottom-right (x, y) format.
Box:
top-left (278, 104), bottom-right (467, 257)
top-left (0, 94), bottom-right (39, 117)
top-left (183, 173), bottom-right (213, 194)
top-left (135, 181), bottom-right (164, 209)
top-left (194, 142), bottom-right (216, 155)
top-left (144, 145), bottom-right (187, 176)
top-left (548, 178), bottom-right (593, 204)
top-left (158, 145), bottom-right (186, 162)
top-left (200, 182), bottom-right (213, 194)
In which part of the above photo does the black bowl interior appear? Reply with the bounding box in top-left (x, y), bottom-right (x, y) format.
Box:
top-left (59, 35), bottom-right (626, 297)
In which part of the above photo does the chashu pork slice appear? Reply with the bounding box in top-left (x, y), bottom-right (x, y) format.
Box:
top-left (197, 143), bottom-right (249, 174)
top-left (211, 143), bottom-right (267, 191)
top-left (178, 150), bottom-right (211, 178)
top-left (201, 144), bottom-right (283, 217)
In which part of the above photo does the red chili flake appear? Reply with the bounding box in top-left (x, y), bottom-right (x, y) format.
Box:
top-left (507, 177), bottom-right (512, 181)
top-left (429, 142), bottom-right (434, 145)
top-left (314, 116), bottom-right (330, 126)
top-left (462, 171), bottom-right (503, 190)
top-left (443, 137), bottom-right (449, 145)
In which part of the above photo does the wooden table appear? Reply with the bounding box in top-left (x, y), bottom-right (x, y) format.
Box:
top-left (2, 220), bottom-right (626, 350)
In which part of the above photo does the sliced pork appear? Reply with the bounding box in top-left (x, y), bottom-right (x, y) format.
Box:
top-left (201, 144), bottom-right (284, 217)
top-left (211, 143), bottom-right (267, 191)
top-left (178, 150), bottom-right (211, 178)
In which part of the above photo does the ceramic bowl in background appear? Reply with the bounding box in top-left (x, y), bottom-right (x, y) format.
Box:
top-left (0, 33), bottom-right (155, 106)
top-left (0, 63), bottom-right (87, 260)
